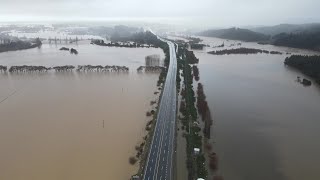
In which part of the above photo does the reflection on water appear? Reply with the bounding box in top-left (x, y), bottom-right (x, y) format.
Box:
top-left (0, 41), bottom-right (164, 70)
top-left (0, 43), bottom-right (163, 180)
top-left (195, 37), bottom-right (320, 180)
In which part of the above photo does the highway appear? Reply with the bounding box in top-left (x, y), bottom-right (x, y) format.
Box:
top-left (143, 40), bottom-right (177, 180)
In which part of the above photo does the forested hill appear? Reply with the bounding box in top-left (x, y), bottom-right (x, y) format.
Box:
top-left (250, 23), bottom-right (320, 50)
top-left (271, 31), bottom-right (320, 50)
top-left (198, 27), bottom-right (270, 42)
top-left (198, 25), bottom-right (320, 51)
top-left (250, 23), bottom-right (320, 36)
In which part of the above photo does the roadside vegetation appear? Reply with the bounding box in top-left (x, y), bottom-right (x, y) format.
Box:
top-left (192, 65), bottom-right (200, 81)
top-left (176, 40), bottom-right (223, 180)
top-left (177, 45), bottom-right (208, 179)
top-left (186, 50), bottom-right (200, 64)
top-left (196, 83), bottom-right (213, 139)
top-left (128, 33), bottom-right (170, 179)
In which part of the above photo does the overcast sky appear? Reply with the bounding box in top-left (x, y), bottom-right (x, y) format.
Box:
top-left (0, 0), bottom-right (319, 28)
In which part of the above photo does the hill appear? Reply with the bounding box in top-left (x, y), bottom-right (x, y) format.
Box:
top-left (198, 27), bottom-right (270, 42)
top-left (250, 23), bottom-right (320, 36)
top-left (271, 31), bottom-right (320, 50)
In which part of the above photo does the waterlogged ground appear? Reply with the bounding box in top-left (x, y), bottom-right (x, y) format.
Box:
top-left (193, 36), bottom-right (320, 180)
top-left (0, 42), bottom-right (164, 180)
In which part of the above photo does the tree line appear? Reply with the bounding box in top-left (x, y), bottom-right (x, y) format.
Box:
top-left (91, 39), bottom-right (154, 48)
top-left (137, 66), bottom-right (164, 72)
top-left (284, 55), bottom-right (320, 84)
top-left (208, 47), bottom-right (282, 55)
top-left (272, 32), bottom-right (320, 50)
top-left (0, 65), bottom-right (129, 73)
top-left (177, 45), bottom-right (208, 179)
top-left (0, 38), bottom-right (42, 53)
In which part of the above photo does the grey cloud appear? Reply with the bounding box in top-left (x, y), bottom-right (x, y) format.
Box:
top-left (0, 0), bottom-right (319, 27)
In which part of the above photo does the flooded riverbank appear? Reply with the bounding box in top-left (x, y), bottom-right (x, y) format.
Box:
top-left (0, 42), bottom-right (164, 180)
top-left (193, 36), bottom-right (320, 180)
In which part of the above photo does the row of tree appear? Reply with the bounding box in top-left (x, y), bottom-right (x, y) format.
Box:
top-left (190, 43), bottom-right (207, 50)
top-left (77, 65), bottom-right (129, 72)
top-left (186, 50), bottom-right (200, 64)
top-left (8, 65), bottom-right (50, 72)
top-left (208, 47), bottom-right (282, 55)
top-left (91, 39), bottom-right (154, 48)
top-left (196, 83), bottom-right (213, 139)
top-left (177, 44), bottom-right (208, 179)
top-left (137, 66), bottom-right (164, 72)
top-left (0, 65), bottom-right (130, 73)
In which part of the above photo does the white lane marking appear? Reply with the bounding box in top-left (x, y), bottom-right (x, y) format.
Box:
top-left (152, 86), bottom-right (171, 179)
top-left (144, 40), bottom-right (177, 180)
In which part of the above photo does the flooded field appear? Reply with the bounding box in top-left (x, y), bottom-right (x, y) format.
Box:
top-left (193, 37), bottom-right (320, 180)
top-left (0, 42), bottom-right (164, 180)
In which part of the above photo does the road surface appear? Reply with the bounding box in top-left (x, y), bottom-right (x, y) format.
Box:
top-left (143, 40), bottom-right (177, 180)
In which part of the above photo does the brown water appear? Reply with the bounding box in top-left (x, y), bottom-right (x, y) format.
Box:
top-left (194, 37), bottom-right (320, 180)
top-left (0, 42), bottom-right (164, 180)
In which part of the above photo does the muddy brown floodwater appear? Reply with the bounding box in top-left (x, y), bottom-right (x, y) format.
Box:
top-left (0, 41), bottom-right (164, 180)
top-left (193, 36), bottom-right (320, 180)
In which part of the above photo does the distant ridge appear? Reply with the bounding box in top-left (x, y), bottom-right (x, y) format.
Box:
top-left (249, 23), bottom-right (320, 50)
top-left (197, 24), bottom-right (320, 51)
top-left (250, 23), bottom-right (320, 36)
top-left (198, 27), bottom-right (270, 42)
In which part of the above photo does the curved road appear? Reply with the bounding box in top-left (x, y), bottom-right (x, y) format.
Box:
top-left (143, 40), bottom-right (177, 180)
